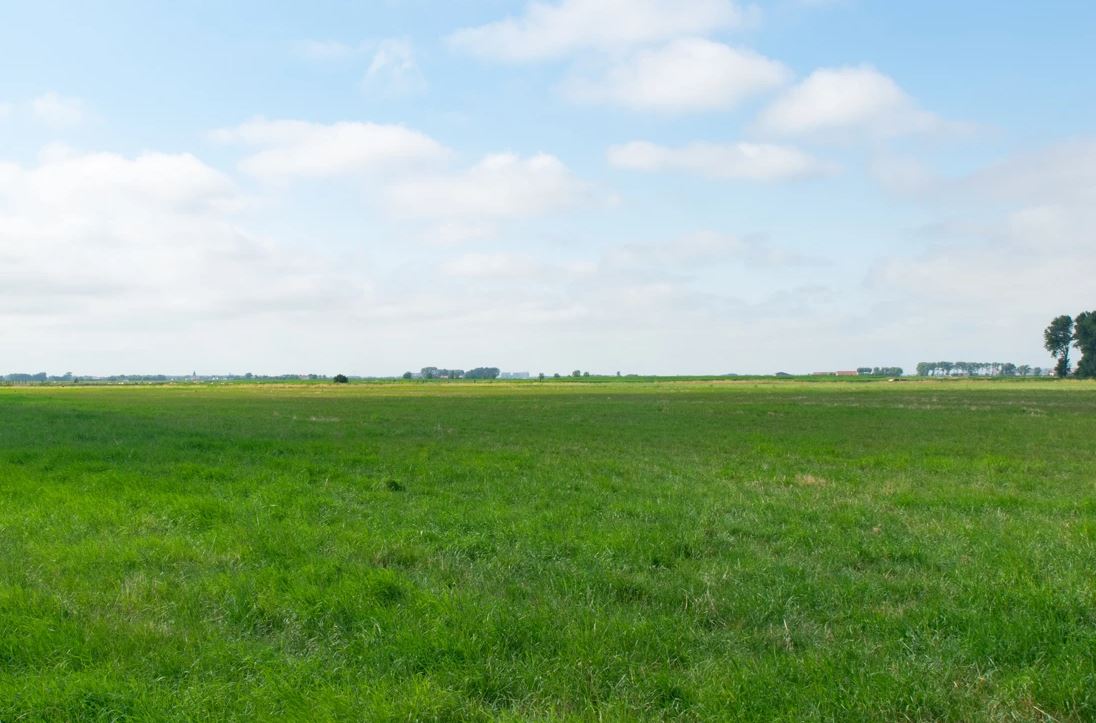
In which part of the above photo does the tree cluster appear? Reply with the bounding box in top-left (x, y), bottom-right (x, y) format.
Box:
top-left (3, 372), bottom-right (50, 382)
top-left (407, 366), bottom-right (501, 380)
top-left (420, 367), bottom-right (464, 379)
top-left (914, 362), bottom-right (1035, 377)
top-left (464, 367), bottom-right (500, 379)
top-left (856, 367), bottom-right (904, 376)
top-left (1045, 312), bottom-right (1096, 378)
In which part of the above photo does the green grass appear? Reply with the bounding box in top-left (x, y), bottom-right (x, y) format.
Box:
top-left (1, 380), bottom-right (1094, 721)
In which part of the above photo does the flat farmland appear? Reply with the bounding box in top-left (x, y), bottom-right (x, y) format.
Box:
top-left (1, 381), bottom-right (1094, 721)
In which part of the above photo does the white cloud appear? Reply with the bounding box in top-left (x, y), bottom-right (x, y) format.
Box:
top-left (212, 118), bottom-right (449, 181)
top-left (0, 148), bottom-right (351, 329)
top-left (294, 38), bottom-right (427, 96)
top-left (872, 139), bottom-right (1096, 204)
top-left (869, 153), bottom-right (936, 195)
top-left (441, 252), bottom-right (550, 279)
top-left (755, 65), bottom-right (942, 138)
top-left (426, 221), bottom-right (497, 246)
top-left (0, 103), bottom-right (11, 120)
top-left (387, 152), bottom-right (587, 219)
top-left (966, 140), bottom-right (1096, 206)
top-left (449, 0), bottom-right (748, 61)
top-left (30, 92), bottom-right (86, 128)
top-left (608, 139), bottom-right (828, 180)
top-left (8, 145), bottom-right (239, 214)
top-left (563, 38), bottom-right (787, 112)
top-left (872, 205), bottom-right (1095, 321)
top-left (606, 230), bottom-right (819, 269)
top-left (866, 139), bottom-right (1096, 363)
top-left (364, 38), bottom-right (426, 95)
top-left (0, 146), bottom-right (849, 375)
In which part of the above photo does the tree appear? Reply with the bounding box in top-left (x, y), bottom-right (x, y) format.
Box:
top-left (1044, 315), bottom-right (1074, 377)
top-left (1073, 310), bottom-right (1096, 379)
top-left (465, 367), bottom-right (500, 380)
top-left (333, 374), bottom-right (350, 384)
top-left (538, 373), bottom-right (545, 381)
top-left (571, 370), bottom-right (581, 378)
top-left (402, 371), bottom-right (412, 380)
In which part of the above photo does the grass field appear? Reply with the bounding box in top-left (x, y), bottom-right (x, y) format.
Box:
top-left (1, 380), bottom-right (1094, 721)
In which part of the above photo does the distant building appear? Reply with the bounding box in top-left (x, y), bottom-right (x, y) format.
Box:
top-left (500, 371), bottom-right (530, 379)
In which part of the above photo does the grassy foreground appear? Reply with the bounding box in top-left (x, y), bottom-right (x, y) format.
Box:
top-left (1, 380), bottom-right (1094, 721)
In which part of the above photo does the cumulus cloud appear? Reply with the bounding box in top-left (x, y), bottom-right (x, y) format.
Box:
top-left (449, 0), bottom-right (747, 62)
top-left (0, 147), bottom-right (353, 328)
top-left (386, 152), bottom-right (588, 219)
top-left (608, 139), bottom-right (828, 180)
top-left (965, 139), bottom-right (1096, 206)
top-left (4, 145), bottom-right (238, 214)
top-left (425, 221), bottom-right (498, 246)
top-left (364, 38), bottom-right (426, 95)
top-left (563, 38), bottom-right (787, 112)
top-left (0, 144), bottom-right (846, 374)
top-left (866, 139), bottom-right (1096, 362)
top-left (211, 118), bottom-right (449, 181)
top-left (606, 231), bottom-right (820, 270)
top-left (440, 252), bottom-right (553, 279)
top-left (870, 205), bottom-right (1096, 343)
top-left (869, 153), bottom-right (936, 195)
top-left (755, 65), bottom-right (943, 138)
top-left (30, 92), bottom-right (86, 128)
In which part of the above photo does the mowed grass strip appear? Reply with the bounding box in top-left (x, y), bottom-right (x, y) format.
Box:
top-left (1, 381), bottom-right (1094, 720)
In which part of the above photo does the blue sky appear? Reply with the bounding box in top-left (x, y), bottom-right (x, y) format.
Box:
top-left (2, 0), bottom-right (1094, 375)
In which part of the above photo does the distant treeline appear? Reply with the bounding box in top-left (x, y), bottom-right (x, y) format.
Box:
top-left (4, 373), bottom-right (55, 382)
top-left (1, 372), bottom-right (332, 384)
top-left (856, 367), bottom-right (904, 376)
top-left (915, 362), bottom-right (1045, 377)
top-left (405, 367), bottom-right (500, 380)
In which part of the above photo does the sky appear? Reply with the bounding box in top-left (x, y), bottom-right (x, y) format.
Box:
top-left (2, 0), bottom-right (1094, 376)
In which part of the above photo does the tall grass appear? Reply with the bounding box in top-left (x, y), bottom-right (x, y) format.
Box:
top-left (1, 381), bottom-right (1094, 720)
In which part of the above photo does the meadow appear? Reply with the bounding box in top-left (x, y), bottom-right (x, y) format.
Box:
top-left (0, 380), bottom-right (1094, 721)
